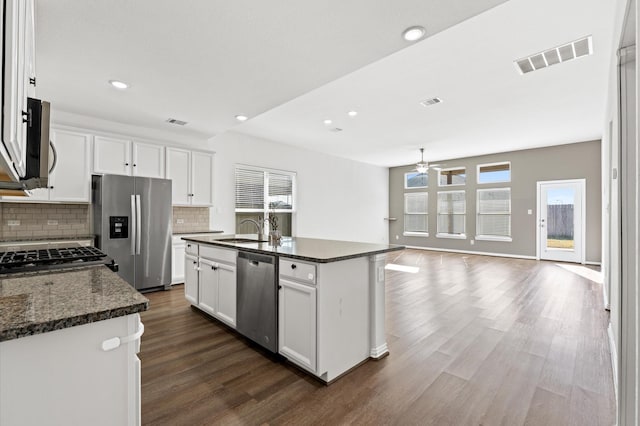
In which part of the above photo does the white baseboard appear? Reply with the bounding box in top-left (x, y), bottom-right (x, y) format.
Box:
top-left (404, 245), bottom-right (537, 260)
top-left (607, 323), bottom-right (618, 423)
top-left (369, 343), bottom-right (389, 359)
top-left (585, 261), bottom-right (603, 266)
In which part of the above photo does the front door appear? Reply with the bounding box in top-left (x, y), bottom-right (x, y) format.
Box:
top-left (537, 179), bottom-right (585, 263)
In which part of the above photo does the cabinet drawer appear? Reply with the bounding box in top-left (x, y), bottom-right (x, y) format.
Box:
top-left (185, 242), bottom-right (198, 256)
top-left (200, 245), bottom-right (237, 264)
top-left (279, 259), bottom-right (316, 284)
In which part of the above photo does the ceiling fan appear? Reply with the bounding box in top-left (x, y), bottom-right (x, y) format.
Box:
top-left (412, 148), bottom-right (442, 173)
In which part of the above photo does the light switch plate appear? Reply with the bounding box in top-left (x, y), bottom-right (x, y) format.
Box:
top-left (176, 219), bottom-right (185, 224)
top-left (47, 220), bottom-right (58, 226)
top-left (7, 220), bottom-right (19, 226)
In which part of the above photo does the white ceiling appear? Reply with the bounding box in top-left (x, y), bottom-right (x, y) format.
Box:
top-left (36, 0), bottom-right (616, 167)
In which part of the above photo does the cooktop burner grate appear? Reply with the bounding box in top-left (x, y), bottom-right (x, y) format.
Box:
top-left (0, 246), bottom-right (116, 274)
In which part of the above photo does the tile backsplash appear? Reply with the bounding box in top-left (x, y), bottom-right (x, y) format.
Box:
top-left (0, 203), bottom-right (91, 241)
top-left (172, 206), bottom-right (210, 233)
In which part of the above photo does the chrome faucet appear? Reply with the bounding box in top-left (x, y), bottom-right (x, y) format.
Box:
top-left (239, 218), bottom-right (265, 239)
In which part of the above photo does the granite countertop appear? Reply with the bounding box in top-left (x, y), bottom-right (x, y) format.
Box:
top-left (182, 234), bottom-right (404, 263)
top-left (172, 230), bottom-right (224, 236)
top-left (0, 265), bottom-right (149, 342)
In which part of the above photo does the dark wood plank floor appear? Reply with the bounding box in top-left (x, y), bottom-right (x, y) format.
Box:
top-left (140, 249), bottom-right (615, 425)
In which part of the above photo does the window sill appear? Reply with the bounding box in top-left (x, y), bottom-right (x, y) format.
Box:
top-left (476, 235), bottom-right (512, 242)
top-left (403, 232), bottom-right (429, 237)
top-left (436, 233), bottom-right (466, 240)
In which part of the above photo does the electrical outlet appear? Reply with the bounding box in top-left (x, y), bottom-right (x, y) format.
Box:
top-left (470, 239), bottom-right (475, 245)
top-left (7, 220), bottom-right (19, 226)
top-left (527, 209), bottom-right (533, 215)
top-left (47, 220), bottom-right (58, 226)
top-left (395, 235), bottom-right (399, 240)
top-left (176, 218), bottom-right (185, 224)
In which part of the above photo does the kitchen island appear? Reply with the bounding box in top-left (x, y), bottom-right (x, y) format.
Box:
top-left (182, 234), bottom-right (403, 382)
top-left (0, 265), bottom-right (149, 426)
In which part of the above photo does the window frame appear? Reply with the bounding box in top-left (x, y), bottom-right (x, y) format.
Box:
top-left (404, 171), bottom-right (428, 189)
top-left (403, 192), bottom-right (428, 237)
top-left (235, 164), bottom-right (296, 234)
top-left (477, 161), bottom-right (511, 184)
top-left (438, 167), bottom-right (466, 187)
top-left (436, 190), bottom-right (466, 239)
top-left (476, 187), bottom-right (512, 242)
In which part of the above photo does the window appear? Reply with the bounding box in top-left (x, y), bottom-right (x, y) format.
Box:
top-left (404, 172), bottom-right (428, 189)
top-left (478, 162), bottom-right (511, 184)
top-left (476, 188), bottom-right (512, 241)
top-left (439, 167), bottom-right (466, 186)
top-left (235, 165), bottom-right (295, 236)
top-left (437, 191), bottom-right (466, 238)
top-left (404, 193), bottom-right (428, 236)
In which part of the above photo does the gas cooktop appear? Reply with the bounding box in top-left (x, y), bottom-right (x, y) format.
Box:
top-left (0, 246), bottom-right (118, 274)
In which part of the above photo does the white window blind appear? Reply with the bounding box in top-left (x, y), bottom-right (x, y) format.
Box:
top-left (437, 191), bottom-right (465, 235)
top-left (404, 193), bottom-right (428, 235)
top-left (477, 188), bottom-right (511, 239)
top-left (235, 168), bottom-right (265, 210)
top-left (268, 173), bottom-right (293, 211)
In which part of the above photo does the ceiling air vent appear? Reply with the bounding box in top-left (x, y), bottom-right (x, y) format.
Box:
top-left (165, 118), bottom-right (188, 126)
top-left (329, 127), bottom-right (343, 132)
top-left (514, 35), bottom-right (593, 75)
top-left (420, 97), bottom-right (442, 107)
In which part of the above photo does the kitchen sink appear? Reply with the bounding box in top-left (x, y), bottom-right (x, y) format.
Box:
top-left (216, 238), bottom-right (266, 244)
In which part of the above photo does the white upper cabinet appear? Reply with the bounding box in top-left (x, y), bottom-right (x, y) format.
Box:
top-left (166, 148), bottom-right (213, 206)
top-left (94, 136), bottom-right (165, 178)
top-left (2, 129), bottom-right (92, 203)
top-left (191, 151), bottom-right (214, 206)
top-left (49, 130), bottom-right (92, 202)
top-left (166, 147), bottom-right (191, 205)
top-left (2, 0), bottom-right (36, 178)
top-left (132, 141), bottom-right (164, 178)
top-left (93, 136), bottom-right (131, 175)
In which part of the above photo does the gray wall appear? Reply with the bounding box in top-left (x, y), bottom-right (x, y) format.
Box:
top-left (389, 140), bottom-right (602, 262)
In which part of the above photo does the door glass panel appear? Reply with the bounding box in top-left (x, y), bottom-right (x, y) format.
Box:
top-left (546, 188), bottom-right (575, 250)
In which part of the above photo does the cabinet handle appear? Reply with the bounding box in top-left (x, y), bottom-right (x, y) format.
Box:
top-left (187, 244), bottom-right (191, 248)
top-left (192, 261), bottom-right (197, 265)
top-left (49, 186), bottom-right (54, 189)
top-left (291, 264), bottom-right (297, 269)
top-left (125, 162), bottom-right (130, 166)
top-left (29, 77), bottom-right (36, 86)
top-left (133, 164), bottom-right (137, 167)
top-left (212, 266), bottom-right (218, 271)
top-left (278, 285), bottom-right (282, 290)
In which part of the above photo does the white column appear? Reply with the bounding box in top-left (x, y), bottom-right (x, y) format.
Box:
top-left (369, 253), bottom-right (388, 358)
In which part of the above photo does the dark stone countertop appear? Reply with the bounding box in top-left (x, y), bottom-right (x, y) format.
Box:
top-left (0, 265), bottom-right (149, 342)
top-left (181, 234), bottom-right (405, 263)
top-left (172, 230), bottom-right (224, 236)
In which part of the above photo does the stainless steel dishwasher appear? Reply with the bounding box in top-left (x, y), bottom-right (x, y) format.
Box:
top-left (236, 251), bottom-right (278, 352)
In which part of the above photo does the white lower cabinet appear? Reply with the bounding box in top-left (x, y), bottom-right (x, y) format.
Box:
top-left (184, 253), bottom-right (199, 305)
top-left (184, 244), bottom-right (237, 328)
top-left (278, 278), bottom-right (317, 373)
top-left (171, 242), bottom-right (186, 284)
top-left (278, 256), bottom-right (371, 382)
top-left (0, 314), bottom-right (142, 426)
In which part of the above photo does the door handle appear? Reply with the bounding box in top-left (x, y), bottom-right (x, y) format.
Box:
top-left (135, 195), bottom-right (141, 255)
top-left (130, 195), bottom-right (136, 255)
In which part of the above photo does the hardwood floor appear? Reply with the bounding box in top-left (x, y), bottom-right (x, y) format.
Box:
top-left (140, 249), bottom-right (615, 425)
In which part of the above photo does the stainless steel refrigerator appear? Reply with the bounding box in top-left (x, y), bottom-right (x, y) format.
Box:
top-left (92, 174), bottom-right (172, 291)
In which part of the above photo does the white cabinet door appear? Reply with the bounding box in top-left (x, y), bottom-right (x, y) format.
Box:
top-left (198, 259), bottom-right (217, 316)
top-left (279, 278), bottom-right (317, 372)
top-left (191, 151), bottom-right (214, 206)
top-left (49, 130), bottom-right (91, 202)
top-left (132, 141), bottom-right (164, 178)
top-left (184, 254), bottom-right (199, 305)
top-left (166, 147), bottom-right (191, 205)
top-left (94, 136), bottom-right (131, 175)
top-left (171, 242), bottom-right (185, 284)
top-left (2, 0), bottom-right (31, 177)
top-left (216, 263), bottom-right (236, 328)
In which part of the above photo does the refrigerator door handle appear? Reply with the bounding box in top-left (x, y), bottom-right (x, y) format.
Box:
top-left (130, 195), bottom-right (136, 256)
top-left (135, 194), bottom-right (141, 255)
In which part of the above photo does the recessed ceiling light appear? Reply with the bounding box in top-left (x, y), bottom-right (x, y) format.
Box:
top-left (235, 114), bottom-right (248, 122)
top-left (402, 26), bottom-right (425, 42)
top-left (108, 80), bottom-right (129, 89)
top-left (323, 119), bottom-right (332, 125)
top-left (348, 110), bottom-right (358, 117)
